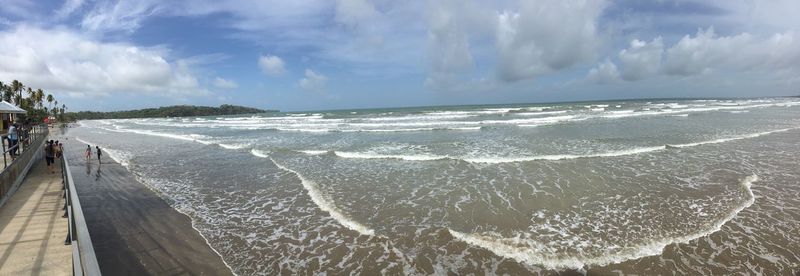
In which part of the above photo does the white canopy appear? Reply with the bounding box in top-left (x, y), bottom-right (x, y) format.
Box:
top-left (0, 101), bottom-right (27, 114)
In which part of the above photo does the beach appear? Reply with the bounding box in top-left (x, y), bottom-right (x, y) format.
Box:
top-left (59, 135), bottom-right (232, 275)
top-left (66, 98), bottom-right (800, 274)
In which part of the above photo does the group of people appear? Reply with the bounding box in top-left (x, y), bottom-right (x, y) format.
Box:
top-left (85, 145), bottom-right (102, 163)
top-left (44, 140), bottom-right (63, 173)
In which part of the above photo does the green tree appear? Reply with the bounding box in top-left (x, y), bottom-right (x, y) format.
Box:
top-left (10, 80), bottom-right (23, 105)
top-left (35, 89), bottom-right (44, 109)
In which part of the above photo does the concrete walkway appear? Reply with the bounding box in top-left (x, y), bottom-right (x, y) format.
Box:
top-left (0, 158), bottom-right (70, 275)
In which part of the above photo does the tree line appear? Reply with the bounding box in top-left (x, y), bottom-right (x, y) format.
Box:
top-left (70, 104), bottom-right (275, 120)
top-left (0, 79), bottom-right (66, 124)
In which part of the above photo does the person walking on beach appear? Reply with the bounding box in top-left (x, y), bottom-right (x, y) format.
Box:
top-left (45, 140), bottom-right (56, 173)
top-left (96, 146), bottom-right (102, 164)
top-left (85, 145), bottom-right (92, 160)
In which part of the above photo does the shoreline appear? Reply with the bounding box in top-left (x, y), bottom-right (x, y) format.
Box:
top-left (72, 136), bottom-right (237, 275)
top-left (62, 136), bottom-right (234, 275)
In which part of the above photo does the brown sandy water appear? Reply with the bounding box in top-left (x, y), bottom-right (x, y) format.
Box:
top-left (67, 98), bottom-right (800, 274)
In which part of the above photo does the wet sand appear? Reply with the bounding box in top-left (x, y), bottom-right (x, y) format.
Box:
top-left (62, 138), bottom-right (232, 275)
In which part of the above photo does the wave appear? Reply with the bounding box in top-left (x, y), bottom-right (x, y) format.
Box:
top-left (334, 151), bottom-right (446, 161)
top-left (301, 128), bottom-right (796, 164)
top-left (268, 157), bottom-right (375, 236)
top-left (108, 127), bottom-right (215, 145)
top-left (297, 150), bottom-right (328, 155)
top-left (272, 126), bottom-right (482, 133)
top-left (218, 143), bottom-right (250, 150)
top-left (667, 128), bottom-right (793, 148)
top-left (448, 174), bottom-right (758, 270)
top-left (74, 137), bottom-right (132, 168)
top-left (250, 149), bottom-right (270, 158)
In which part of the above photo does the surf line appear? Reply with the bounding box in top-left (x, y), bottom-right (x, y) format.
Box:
top-left (299, 127), bottom-right (798, 164)
top-left (256, 152), bottom-right (375, 236)
top-left (448, 174), bottom-right (759, 270)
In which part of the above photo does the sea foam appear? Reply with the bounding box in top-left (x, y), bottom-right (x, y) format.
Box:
top-left (448, 174), bottom-right (759, 270)
top-left (268, 157), bottom-right (375, 236)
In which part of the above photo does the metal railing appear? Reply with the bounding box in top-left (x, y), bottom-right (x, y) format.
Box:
top-left (0, 124), bottom-right (48, 207)
top-left (2, 124), bottom-right (47, 169)
top-left (61, 147), bottom-right (102, 275)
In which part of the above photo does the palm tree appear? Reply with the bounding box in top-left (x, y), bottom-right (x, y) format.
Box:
top-left (2, 83), bottom-right (13, 102)
top-left (35, 89), bottom-right (44, 109)
top-left (47, 94), bottom-right (54, 109)
top-left (10, 80), bottom-right (23, 105)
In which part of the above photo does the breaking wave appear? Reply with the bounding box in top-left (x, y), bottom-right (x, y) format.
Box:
top-left (448, 174), bottom-right (759, 269)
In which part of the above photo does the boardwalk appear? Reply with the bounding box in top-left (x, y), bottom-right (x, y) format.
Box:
top-left (0, 158), bottom-right (70, 275)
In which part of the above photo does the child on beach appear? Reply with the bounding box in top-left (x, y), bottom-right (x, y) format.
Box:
top-left (96, 146), bottom-right (102, 164)
top-left (85, 145), bottom-right (92, 160)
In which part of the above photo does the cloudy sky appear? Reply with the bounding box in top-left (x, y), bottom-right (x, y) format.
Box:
top-left (1, 0), bottom-right (799, 111)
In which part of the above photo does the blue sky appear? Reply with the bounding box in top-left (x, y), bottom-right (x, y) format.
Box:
top-left (1, 0), bottom-right (799, 112)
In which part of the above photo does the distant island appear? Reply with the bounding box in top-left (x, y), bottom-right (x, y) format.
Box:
top-left (69, 104), bottom-right (277, 120)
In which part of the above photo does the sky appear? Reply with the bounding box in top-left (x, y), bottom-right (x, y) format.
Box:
top-left (1, 0), bottom-right (799, 112)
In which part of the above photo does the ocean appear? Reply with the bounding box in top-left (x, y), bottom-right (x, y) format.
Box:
top-left (65, 97), bottom-right (800, 274)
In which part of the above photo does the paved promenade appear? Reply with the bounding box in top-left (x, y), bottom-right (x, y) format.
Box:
top-left (0, 158), bottom-right (70, 275)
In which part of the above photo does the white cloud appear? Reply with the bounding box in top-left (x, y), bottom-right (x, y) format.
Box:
top-left (618, 37), bottom-right (663, 81)
top-left (80, 0), bottom-right (159, 34)
top-left (589, 27), bottom-right (800, 87)
top-left (298, 69), bottom-right (327, 90)
top-left (495, 0), bottom-right (607, 82)
top-left (259, 54), bottom-right (286, 76)
top-left (0, 25), bottom-right (203, 97)
top-left (424, 0), bottom-right (476, 89)
top-left (664, 28), bottom-right (800, 76)
top-left (587, 59), bottom-right (619, 84)
top-left (213, 77), bottom-right (238, 89)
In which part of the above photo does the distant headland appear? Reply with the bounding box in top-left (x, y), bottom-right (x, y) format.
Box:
top-left (70, 104), bottom-right (277, 120)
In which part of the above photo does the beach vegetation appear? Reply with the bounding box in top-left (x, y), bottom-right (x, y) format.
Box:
top-left (0, 79), bottom-right (67, 124)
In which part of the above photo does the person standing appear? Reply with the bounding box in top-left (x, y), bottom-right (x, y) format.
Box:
top-left (96, 146), bottom-right (102, 164)
top-left (8, 123), bottom-right (18, 157)
top-left (85, 145), bottom-right (92, 160)
top-left (54, 141), bottom-right (63, 159)
top-left (45, 140), bottom-right (56, 173)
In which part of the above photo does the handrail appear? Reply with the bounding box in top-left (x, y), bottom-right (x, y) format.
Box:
top-left (2, 124), bottom-right (45, 169)
top-left (61, 146), bottom-right (102, 275)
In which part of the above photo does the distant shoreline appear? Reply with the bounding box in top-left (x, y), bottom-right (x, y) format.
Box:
top-left (69, 104), bottom-right (277, 120)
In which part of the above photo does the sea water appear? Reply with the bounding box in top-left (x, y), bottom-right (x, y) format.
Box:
top-left (68, 98), bottom-right (800, 274)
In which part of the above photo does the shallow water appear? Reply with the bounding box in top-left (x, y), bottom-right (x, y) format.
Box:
top-left (69, 98), bottom-right (800, 274)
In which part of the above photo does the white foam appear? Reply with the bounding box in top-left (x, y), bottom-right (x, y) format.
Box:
top-left (449, 174), bottom-right (759, 270)
top-left (298, 150), bottom-right (328, 155)
top-left (323, 128), bottom-right (798, 164)
top-left (269, 157), bottom-right (375, 236)
top-left (333, 151), bottom-right (447, 161)
top-left (250, 149), bottom-right (270, 158)
top-left (110, 127), bottom-right (214, 145)
top-left (462, 146), bottom-right (666, 164)
top-left (74, 137), bottom-right (132, 169)
top-left (218, 143), bottom-right (250, 150)
top-left (669, 128), bottom-right (794, 148)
